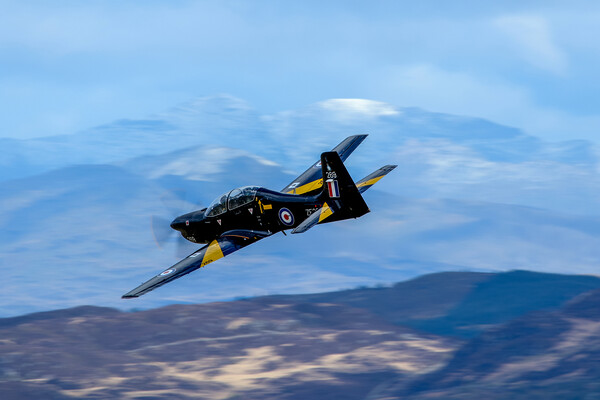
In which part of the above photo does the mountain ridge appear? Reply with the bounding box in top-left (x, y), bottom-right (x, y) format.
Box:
top-left (2, 270), bottom-right (600, 400)
top-left (2, 95), bottom-right (600, 316)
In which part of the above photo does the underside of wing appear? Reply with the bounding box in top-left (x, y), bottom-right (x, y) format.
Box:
top-left (122, 230), bottom-right (270, 298)
top-left (281, 134), bottom-right (368, 195)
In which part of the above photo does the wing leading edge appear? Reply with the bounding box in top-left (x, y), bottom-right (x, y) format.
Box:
top-left (281, 134), bottom-right (368, 195)
top-left (122, 230), bottom-right (271, 298)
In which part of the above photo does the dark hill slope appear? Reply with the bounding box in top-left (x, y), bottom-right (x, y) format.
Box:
top-left (379, 287), bottom-right (600, 399)
top-left (0, 300), bottom-right (456, 400)
top-left (0, 306), bottom-right (119, 330)
top-left (2, 271), bottom-right (600, 399)
top-left (251, 271), bottom-right (493, 322)
top-left (251, 270), bottom-right (600, 337)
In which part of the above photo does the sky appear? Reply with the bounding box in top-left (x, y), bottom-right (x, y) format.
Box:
top-left (1, 0), bottom-right (600, 142)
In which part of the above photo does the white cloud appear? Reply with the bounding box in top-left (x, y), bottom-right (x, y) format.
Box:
top-left (317, 99), bottom-right (400, 120)
top-left (494, 14), bottom-right (568, 75)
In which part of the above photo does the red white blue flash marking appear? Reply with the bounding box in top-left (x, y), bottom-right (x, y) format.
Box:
top-left (326, 179), bottom-right (340, 198)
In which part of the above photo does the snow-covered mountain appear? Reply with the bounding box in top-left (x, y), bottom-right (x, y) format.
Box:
top-left (2, 95), bottom-right (598, 213)
top-left (1, 96), bottom-right (600, 316)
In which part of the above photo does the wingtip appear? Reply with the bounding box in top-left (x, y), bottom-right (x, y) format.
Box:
top-left (344, 134), bottom-right (368, 142)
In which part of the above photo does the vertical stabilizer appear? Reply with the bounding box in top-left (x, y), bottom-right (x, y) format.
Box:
top-left (319, 151), bottom-right (370, 219)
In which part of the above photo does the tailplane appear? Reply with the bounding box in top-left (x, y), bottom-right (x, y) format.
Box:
top-left (356, 165), bottom-right (397, 193)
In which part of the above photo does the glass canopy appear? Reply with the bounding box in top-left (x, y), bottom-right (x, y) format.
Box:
top-left (205, 186), bottom-right (259, 217)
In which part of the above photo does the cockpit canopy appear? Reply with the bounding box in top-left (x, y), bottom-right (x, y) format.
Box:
top-left (205, 186), bottom-right (260, 217)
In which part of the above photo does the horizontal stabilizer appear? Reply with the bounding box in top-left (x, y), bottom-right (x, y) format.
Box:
top-left (356, 165), bottom-right (397, 193)
top-left (281, 134), bottom-right (368, 195)
top-left (291, 202), bottom-right (334, 234)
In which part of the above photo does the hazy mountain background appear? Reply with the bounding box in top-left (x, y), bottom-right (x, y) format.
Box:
top-left (2, 95), bottom-right (600, 317)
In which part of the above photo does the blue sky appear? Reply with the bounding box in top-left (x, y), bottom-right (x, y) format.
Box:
top-left (2, 0), bottom-right (600, 141)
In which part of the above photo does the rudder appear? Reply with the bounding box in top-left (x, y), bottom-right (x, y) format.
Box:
top-left (319, 151), bottom-right (370, 219)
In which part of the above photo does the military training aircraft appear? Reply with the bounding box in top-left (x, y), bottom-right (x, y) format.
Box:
top-left (122, 135), bottom-right (396, 298)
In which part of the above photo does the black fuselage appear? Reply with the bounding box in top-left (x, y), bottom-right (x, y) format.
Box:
top-left (170, 188), bottom-right (323, 244)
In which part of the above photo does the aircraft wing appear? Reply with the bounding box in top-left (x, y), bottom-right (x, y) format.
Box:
top-left (122, 230), bottom-right (271, 298)
top-left (281, 134), bottom-right (368, 195)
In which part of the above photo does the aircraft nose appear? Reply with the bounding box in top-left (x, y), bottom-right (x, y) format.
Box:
top-left (170, 216), bottom-right (188, 231)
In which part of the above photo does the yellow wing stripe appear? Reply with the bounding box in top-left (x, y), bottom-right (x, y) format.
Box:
top-left (201, 240), bottom-right (225, 267)
top-left (286, 179), bottom-right (323, 194)
top-left (319, 202), bottom-right (333, 223)
top-left (356, 175), bottom-right (384, 188)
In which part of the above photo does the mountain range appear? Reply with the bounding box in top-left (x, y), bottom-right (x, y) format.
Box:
top-left (1, 95), bottom-right (600, 317)
top-left (3, 96), bottom-right (599, 210)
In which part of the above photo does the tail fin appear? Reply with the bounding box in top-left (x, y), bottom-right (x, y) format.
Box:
top-left (292, 152), bottom-right (369, 234)
top-left (319, 151), bottom-right (370, 218)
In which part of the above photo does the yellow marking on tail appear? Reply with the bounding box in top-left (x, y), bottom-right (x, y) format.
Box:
top-left (319, 202), bottom-right (333, 223)
top-left (356, 176), bottom-right (384, 188)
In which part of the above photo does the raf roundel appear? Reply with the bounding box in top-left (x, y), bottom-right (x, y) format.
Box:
top-left (278, 208), bottom-right (295, 226)
top-left (159, 268), bottom-right (175, 276)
